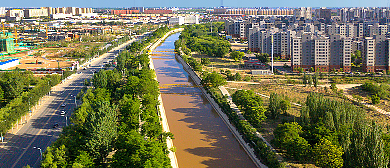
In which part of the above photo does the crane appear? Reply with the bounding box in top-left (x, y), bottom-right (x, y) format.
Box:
top-left (14, 26), bottom-right (18, 47)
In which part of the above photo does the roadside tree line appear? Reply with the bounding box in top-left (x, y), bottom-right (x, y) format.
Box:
top-left (41, 28), bottom-right (172, 168)
top-left (0, 70), bottom-right (74, 139)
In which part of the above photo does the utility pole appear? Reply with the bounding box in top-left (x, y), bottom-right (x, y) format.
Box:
top-left (271, 33), bottom-right (274, 74)
top-left (210, 21), bottom-right (212, 33)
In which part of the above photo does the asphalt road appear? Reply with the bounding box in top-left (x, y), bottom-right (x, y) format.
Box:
top-left (0, 35), bottom-right (144, 168)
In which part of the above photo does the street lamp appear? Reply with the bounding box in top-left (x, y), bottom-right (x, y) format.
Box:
top-left (64, 115), bottom-right (68, 126)
top-left (33, 147), bottom-right (42, 160)
top-left (271, 33), bottom-right (274, 74)
top-left (74, 95), bottom-right (77, 106)
top-left (1, 120), bottom-right (5, 143)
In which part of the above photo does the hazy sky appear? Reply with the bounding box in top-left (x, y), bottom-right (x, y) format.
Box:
top-left (1, 0), bottom-right (389, 8)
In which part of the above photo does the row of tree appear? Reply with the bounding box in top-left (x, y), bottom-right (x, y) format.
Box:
top-left (273, 92), bottom-right (390, 167)
top-left (176, 23), bottom-right (231, 58)
top-left (0, 71), bottom-right (63, 138)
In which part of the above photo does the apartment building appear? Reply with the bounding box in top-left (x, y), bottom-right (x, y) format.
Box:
top-left (362, 35), bottom-right (390, 72)
top-left (293, 7), bottom-right (312, 20)
top-left (327, 23), bottom-right (355, 38)
top-left (290, 33), bottom-right (352, 72)
top-left (329, 35), bottom-right (352, 71)
top-left (169, 15), bottom-right (199, 25)
top-left (363, 37), bottom-right (376, 72)
top-left (24, 9), bottom-right (48, 18)
top-left (248, 26), bottom-right (295, 59)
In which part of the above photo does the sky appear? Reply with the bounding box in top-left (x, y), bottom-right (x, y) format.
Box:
top-left (1, 0), bottom-right (389, 8)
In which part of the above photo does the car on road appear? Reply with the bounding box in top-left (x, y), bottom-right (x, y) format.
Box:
top-left (60, 111), bottom-right (66, 115)
top-left (83, 67), bottom-right (87, 70)
top-left (53, 123), bottom-right (59, 128)
top-left (61, 103), bottom-right (66, 107)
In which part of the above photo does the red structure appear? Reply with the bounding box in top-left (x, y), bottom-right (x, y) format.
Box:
top-left (111, 10), bottom-right (140, 15)
top-left (144, 10), bottom-right (172, 14)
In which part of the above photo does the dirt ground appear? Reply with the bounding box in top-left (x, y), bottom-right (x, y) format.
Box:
top-left (230, 42), bottom-right (248, 51)
top-left (5, 48), bottom-right (75, 70)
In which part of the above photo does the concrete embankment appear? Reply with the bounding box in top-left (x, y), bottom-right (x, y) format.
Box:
top-left (147, 29), bottom-right (182, 168)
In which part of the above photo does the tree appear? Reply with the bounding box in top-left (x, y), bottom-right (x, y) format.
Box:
top-left (92, 70), bottom-right (108, 89)
top-left (274, 122), bottom-right (310, 161)
top-left (201, 72), bottom-right (227, 88)
top-left (230, 51), bottom-right (244, 61)
top-left (371, 94), bottom-right (380, 105)
top-left (234, 73), bottom-right (241, 81)
top-left (302, 74), bottom-right (307, 86)
top-left (255, 53), bottom-right (270, 64)
top-left (313, 138), bottom-right (344, 168)
top-left (307, 75), bottom-right (313, 87)
top-left (201, 57), bottom-right (210, 66)
top-left (268, 93), bottom-right (289, 119)
top-left (85, 101), bottom-right (118, 164)
top-left (72, 151), bottom-right (94, 168)
top-left (274, 122), bottom-right (303, 148)
top-left (41, 147), bottom-right (55, 168)
top-left (330, 83), bottom-right (338, 93)
top-left (313, 72), bottom-right (319, 87)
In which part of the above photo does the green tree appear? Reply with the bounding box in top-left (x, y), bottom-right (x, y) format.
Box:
top-left (234, 73), bottom-right (241, 81)
top-left (41, 147), bottom-right (55, 168)
top-left (201, 57), bottom-right (210, 66)
top-left (371, 94), bottom-right (380, 105)
top-left (201, 72), bottom-right (227, 88)
top-left (313, 138), bottom-right (344, 168)
top-left (92, 70), bottom-right (108, 89)
top-left (268, 93), bottom-right (289, 119)
top-left (274, 122), bottom-right (303, 148)
top-left (72, 151), bottom-right (94, 168)
top-left (313, 72), bottom-right (319, 87)
top-left (255, 53), bottom-right (270, 64)
top-left (85, 101), bottom-right (118, 164)
top-left (230, 51), bottom-right (245, 61)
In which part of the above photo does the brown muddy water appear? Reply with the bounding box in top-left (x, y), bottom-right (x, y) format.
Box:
top-left (151, 33), bottom-right (256, 168)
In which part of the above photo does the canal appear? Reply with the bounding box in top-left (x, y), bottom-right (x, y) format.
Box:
top-left (151, 32), bottom-right (257, 168)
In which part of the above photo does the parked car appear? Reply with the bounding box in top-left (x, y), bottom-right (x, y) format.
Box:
top-left (53, 123), bottom-right (59, 128)
top-left (60, 111), bottom-right (66, 115)
top-left (61, 103), bottom-right (66, 107)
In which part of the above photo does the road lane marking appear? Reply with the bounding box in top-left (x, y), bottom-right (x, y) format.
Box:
top-left (11, 86), bottom-right (77, 168)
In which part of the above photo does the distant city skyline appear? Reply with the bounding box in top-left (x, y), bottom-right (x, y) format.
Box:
top-left (1, 0), bottom-right (389, 8)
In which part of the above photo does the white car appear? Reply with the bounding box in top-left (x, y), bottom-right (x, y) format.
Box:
top-left (61, 103), bottom-right (66, 107)
top-left (60, 111), bottom-right (66, 115)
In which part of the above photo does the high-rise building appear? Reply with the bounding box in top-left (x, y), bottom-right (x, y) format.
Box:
top-left (362, 37), bottom-right (376, 72)
top-left (24, 9), bottom-right (48, 18)
top-left (293, 7), bottom-right (312, 20)
top-left (0, 7), bottom-right (6, 16)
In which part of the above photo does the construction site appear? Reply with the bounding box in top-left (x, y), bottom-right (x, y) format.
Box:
top-left (0, 24), bottom-right (80, 72)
